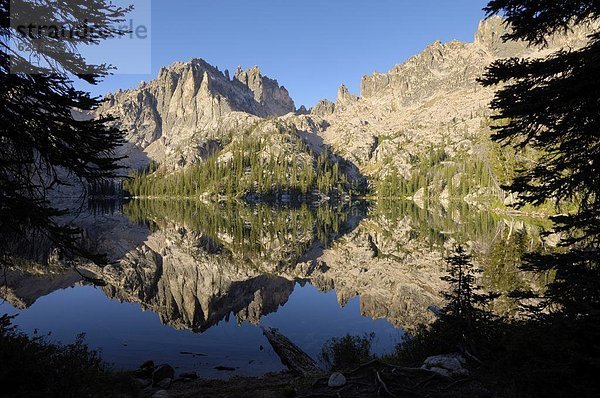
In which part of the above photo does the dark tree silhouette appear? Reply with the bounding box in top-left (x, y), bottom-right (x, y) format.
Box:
top-left (440, 245), bottom-right (496, 356)
top-left (480, 1), bottom-right (600, 319)
top-left (484, 0), bottom-right (600, 45)
top-left (478, 4), bottom-right (600, 395)
top-left (0, 0), bottom-right (130, 265)
top-left (442, 246), bottom-right (482, 330)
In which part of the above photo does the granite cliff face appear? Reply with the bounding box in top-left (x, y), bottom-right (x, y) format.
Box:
top-left (356, 16), bottom-right (592, 109)
top-left (97, 59), bottom-right (296, 168)
top-left (233, 65), bottom-right (296, 117)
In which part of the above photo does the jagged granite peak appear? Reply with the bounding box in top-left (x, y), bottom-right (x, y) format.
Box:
top-left (358, 18), bottom-right (510, 101)
top-left (336, 84), bottom-right (359, 112)
top-left (234, 65), bottom-right (296, 117)
top-left (97, 58), bottom-right (296, 168)
top-left (359, 36), bottom-right (490, 103)
top-left (358, 16), bottom-right (597, 104)
top-left (311, 99), bottom-right (336, 116)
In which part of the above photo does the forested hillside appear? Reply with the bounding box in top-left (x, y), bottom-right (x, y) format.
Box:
top-left (124, 121), bottom-right (361, 201)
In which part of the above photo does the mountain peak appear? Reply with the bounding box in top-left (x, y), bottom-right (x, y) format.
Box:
top-left (337, 84), bottom-right (359, 111)
top-left (234, 65), bottom-right (295, 116)
top-left (98, 58), bottom-right (296, 168)
top-left (474, 16), bottom-right (508, 46)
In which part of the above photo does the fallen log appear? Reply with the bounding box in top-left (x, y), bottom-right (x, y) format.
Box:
top-left (261, 326), bottom-right (321, 376)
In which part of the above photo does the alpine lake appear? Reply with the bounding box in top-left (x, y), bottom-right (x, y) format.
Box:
top-left (0, 198), bottom-right (550, 378)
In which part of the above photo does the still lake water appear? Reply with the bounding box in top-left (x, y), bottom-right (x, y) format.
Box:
top-left (0, 199), bottom-right (545, 378)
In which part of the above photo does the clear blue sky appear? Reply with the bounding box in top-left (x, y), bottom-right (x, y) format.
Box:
top-left (81, 0), bottom-right (490, 108)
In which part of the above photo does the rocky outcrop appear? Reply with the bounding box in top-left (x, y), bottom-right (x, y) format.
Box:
top-left (359, 17), bottom-right (595, 105)
top-left (422, 354), bottom-right (469, 378)
top-left (234, 66), bottom-right (296, 117)
top-left (311, 99), bottom-right (336, 116)
top-left (359, 38), bottom-right (491, 105)
top-left (335, 84), bottom-right (359, 112)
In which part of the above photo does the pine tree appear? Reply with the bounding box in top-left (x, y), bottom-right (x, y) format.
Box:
top-left (477, 3), bottom-right (600, 391)
top-left (441, 245), bottom-right (496, 355)
top-left (0, 0), bottom-right (129, 265)
top-left (480, 0), bottom-right (600, 319)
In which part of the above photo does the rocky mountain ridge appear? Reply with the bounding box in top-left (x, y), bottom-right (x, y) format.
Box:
top-left (312, 16), bottom-right (597, 179)
top-left (96, 17), bottom-right (599, 201)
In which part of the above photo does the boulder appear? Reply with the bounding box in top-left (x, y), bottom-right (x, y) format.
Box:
top-left (135, 360), bottom-right (155, 378)
top-left (328, 372), bottom-right (347, 388)
top-left (134, 378), bottom-right (152, 388)
top-left (152, 390), bottom-right (169, 398)
top-left (152, 364), bottom-right (175, 386)
top-left (422, 354), bottom-right (469, 378)
top-left (428, 366), bottom-right (451, 378)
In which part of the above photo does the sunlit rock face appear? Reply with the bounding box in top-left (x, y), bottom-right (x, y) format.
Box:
top-left (309, 17), bottom-right (598, 180)
top-left (97, 59), bottom-right (296, 169)
top-left (233, 65), bottom-right (296, 117)
top-left (91, 17), bottom-right (599, 193)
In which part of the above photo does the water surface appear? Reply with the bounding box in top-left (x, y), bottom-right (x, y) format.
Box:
top-left (0, 200), bottom-right (547, 377)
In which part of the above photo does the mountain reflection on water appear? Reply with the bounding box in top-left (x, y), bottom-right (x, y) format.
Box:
top-left (0, 199), bottom-right (550, 377)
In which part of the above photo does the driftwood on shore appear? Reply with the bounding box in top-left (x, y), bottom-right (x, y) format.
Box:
top-left (260, 328), bottom-right (485, 397)
top-left (261, 327), bottom-right (321, 376)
